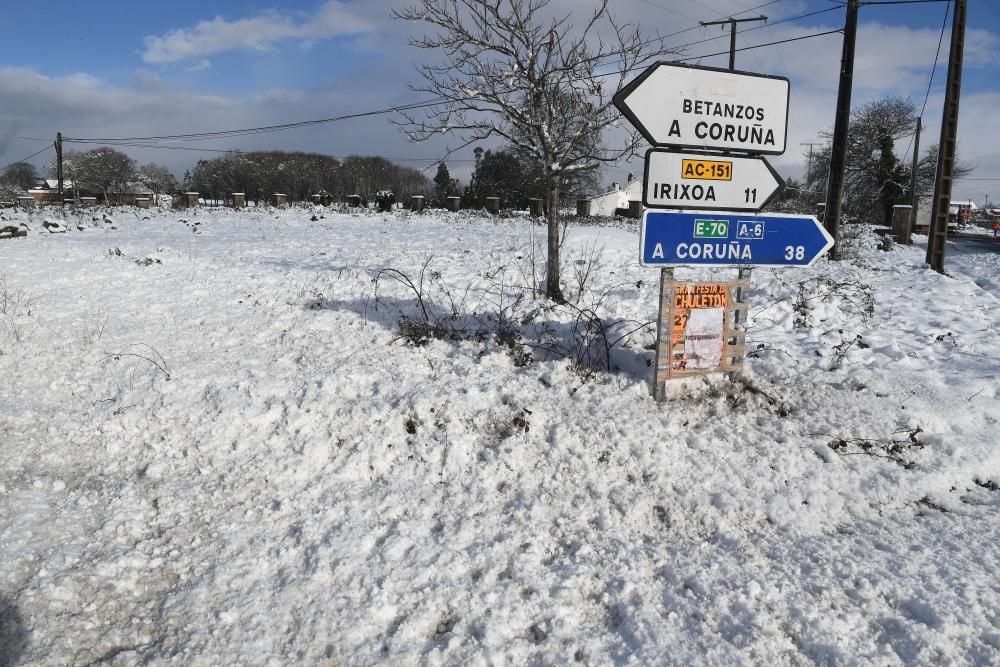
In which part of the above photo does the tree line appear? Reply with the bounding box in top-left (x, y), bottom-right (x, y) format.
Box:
top-left (2, 143), bottom-right (597, 208)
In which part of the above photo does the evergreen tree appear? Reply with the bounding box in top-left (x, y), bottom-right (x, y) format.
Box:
top-left (433, 162), bottom-right (457, 204)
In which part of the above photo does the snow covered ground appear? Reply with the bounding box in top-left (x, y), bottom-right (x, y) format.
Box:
top-left (1, 206), bottom-right (998, 665)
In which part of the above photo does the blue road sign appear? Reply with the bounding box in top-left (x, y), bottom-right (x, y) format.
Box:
top-left (640, 210), bottom-right (834, 267)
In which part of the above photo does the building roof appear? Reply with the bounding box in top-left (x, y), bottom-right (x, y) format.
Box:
top-left (32, 179), bottom-right (75, 190)
top-left (124, 182), bottom-right (153, 195)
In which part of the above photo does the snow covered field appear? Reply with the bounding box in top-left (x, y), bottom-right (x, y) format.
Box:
top-left (1, 206), bottom-right (998, 665)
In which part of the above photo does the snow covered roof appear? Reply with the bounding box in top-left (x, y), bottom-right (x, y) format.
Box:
top-left (124, 182), bottom-right (153, 195)
top-left (34, 179), bottom-right (74, 189)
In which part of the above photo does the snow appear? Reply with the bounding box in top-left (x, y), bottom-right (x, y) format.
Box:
top-left (1, 206), bottom-right (999, 665)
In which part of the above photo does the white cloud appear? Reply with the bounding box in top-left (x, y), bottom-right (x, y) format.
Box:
top-left (141, 2), bottom-right (373, 64)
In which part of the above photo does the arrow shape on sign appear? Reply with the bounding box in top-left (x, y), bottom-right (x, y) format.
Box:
top-left (613, 62), bottom-right (790, 154)
top-left (642, 149), bottom-right (783, 212)
top-left (640, 211), bottom-right (834, 268)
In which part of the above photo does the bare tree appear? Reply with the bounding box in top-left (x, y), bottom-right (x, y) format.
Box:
top-left (394, 0), bottom-right (671, 302)
top-left (137, 163), bottom-right (180, 201)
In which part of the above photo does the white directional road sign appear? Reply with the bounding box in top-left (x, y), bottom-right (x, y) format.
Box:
top-left (642, 149), bottom-right (783, 212)
top-left (613, 62), bottom-right (790, 154)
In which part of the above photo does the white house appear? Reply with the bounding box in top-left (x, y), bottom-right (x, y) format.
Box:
top-left (582, 177), bottom-right (642, 216)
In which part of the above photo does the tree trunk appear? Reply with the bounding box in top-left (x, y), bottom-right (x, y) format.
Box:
top-left (545, 179), bottom-right (565, 303)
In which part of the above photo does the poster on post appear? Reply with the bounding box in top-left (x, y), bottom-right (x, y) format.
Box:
top-left (654, 276), bottom-right (748, 389)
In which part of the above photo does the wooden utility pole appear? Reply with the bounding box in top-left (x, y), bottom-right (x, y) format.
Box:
top-left (926, 0), bottom-right (967, 273)
top-left (698, 14), bottom-right (766, 371)
top-left (909, 116), bottom-right (922, 232)
top-left (55, 132), bottom-right (64, 202)
top-left (823, 0), bottom-right (859, 260)
top-left (700, 15), bottom-right (768, 70)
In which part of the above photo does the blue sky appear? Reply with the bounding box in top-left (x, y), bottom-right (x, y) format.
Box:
top-left (2, 0), bottom-right (998, 201)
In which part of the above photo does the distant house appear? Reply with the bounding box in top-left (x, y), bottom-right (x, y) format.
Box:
top-left (914, 198), bottom-right (975, 232)
top-left (116, 182), bottom-right (154, 205)
top-left (27, 179), bottom-right (75, 203)
top-left (27, 179), bottom-right (153, 205)
top-left (950, 200), bottom-right (977, 224)
top-left (581, 176), bottom-right (642, 216)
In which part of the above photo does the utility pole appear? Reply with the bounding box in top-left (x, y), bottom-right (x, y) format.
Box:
top-left (698, 14), bottom-right (766, 365)
top-left (823, 0), bottom-right (859, 260)
top-left (801, 142), bottom-right (819, 190)
top-left (700, 15), bottom-right (768, 70)
top-left (55, 132), bottom-right (64, 202)
top-left (926, 0), bottom-right (966, 273)
top-left (909, 116), bottom-right (922, 231)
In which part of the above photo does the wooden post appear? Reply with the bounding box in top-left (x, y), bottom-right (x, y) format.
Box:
top-left (484, 197), bottom-right (500, 214)
top-left (729, 267), bottom-right (751, 381)
top-left (653, 274), bottom-right (750, 398)
top-left (653, 268), bottom-right (674, 402)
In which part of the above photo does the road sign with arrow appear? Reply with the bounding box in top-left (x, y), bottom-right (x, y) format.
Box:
top-left (642, 149), bottom-right (783, 212)
top-left (613, 62), bottom-right (790, 154)
top-left (640, 210), bottom-right (833, 268)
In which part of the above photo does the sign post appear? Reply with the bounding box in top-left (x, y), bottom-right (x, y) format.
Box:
top-left (614, 61), bottom-right (831, 399)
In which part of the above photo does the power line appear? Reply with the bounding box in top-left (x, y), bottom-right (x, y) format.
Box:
top-left (902, 0), bottom-right (950, 162)
top-left (64, 25), bottom-right (840, 149)
top-left (919, 0), bottom-right (950, 118)
top-left (638, 0), bottom-right (700, 23)
top-left (861, 0), bottom-right (949, 5)
top-left (63, 140), bottom-right (481, 162)
top-left (58, 5), bottom-right (842, 167)
top-left (63, 99), bottom-right (442, 144)
top-left (676, 28), bottom-right (843, 63)
top-left (617, 3), bottom-right (839, 69)
top-left (2, 144), bottom-right (54, 172)
top-left (65, 1), bottom-right (793, 147)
